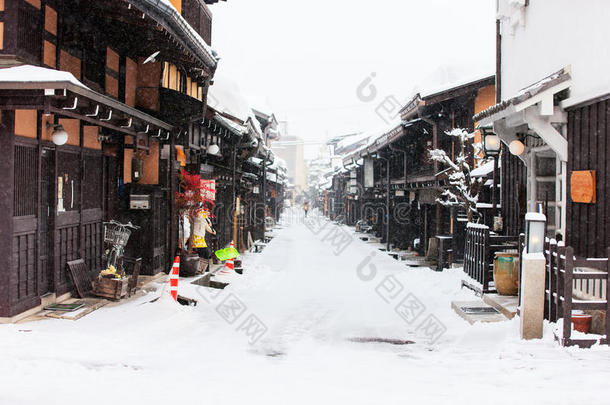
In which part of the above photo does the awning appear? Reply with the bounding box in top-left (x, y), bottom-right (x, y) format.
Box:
top-left (474, 67), bottom-right (571, 123)
top-left (474, 67), bottom-right (571, 162)
top-left (0, 65), bottom-right (173, 138)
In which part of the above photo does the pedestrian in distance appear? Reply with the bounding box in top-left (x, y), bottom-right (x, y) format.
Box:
top-left (303, 201), bottom-right (309, 217)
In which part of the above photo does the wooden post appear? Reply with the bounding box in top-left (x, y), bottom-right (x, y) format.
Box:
top-left (605, 247), bottom-right (610, 343)
top-left (0, 111), bottom-right (15, 317)
top-left (169, 133), bottom-right (177, 260)
top-left (562, 247), bottom-right (574, 343)
top-left (232, 196), bottom-right (239, 249)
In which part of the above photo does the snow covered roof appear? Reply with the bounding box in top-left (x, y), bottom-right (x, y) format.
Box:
top-left (334, 132), bottom-right (373, 155)
top-left (207, 71), bottom-right (265, 140)
top-left (269, 156), bottom-right (287, 172)
top-left (473, 67), bottom-right (571, 123)
top-left (208, 73), bottom-right (252, 122)
top-left (0, 65), bottom-right (173, 131)
top-left (214, 113), bottom-right (246, 136)
top-left (400, 66), bottom-right (495, 119)
top-left (0, 64), bottom-right (87, 88)
top-left (419, 72), bottom-right (495, 99)
top-left (136, 0), bottom-right (217, 69)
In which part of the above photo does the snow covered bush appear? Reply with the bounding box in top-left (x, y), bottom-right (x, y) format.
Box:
top-left (428, 128), bottom-right (485, 223)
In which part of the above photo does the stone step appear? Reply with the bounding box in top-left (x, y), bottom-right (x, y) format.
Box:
top-left (483, 293), bottom-right (519, 319)
top-left (451, 300), bottom-right (509, 324)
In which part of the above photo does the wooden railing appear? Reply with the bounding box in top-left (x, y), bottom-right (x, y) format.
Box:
top-left (463, 223), bottom-right (519, 294)
top-left (544, 241), bottom-right (610, 347)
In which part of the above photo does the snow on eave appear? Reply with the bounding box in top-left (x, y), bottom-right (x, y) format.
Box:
top-left (401, 70), bottom-right (495, 117)
top-left (420, 73), bottom-right (495, 100)
top-left (0, 64), bottom-right (88, 88)
top-left (214, 113), bottom-right (246, 136)
top-left (139, 0), bottom-right (217, 69)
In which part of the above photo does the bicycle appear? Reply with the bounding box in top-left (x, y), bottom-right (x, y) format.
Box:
top-left (103, 220), bottom-right (140, 274)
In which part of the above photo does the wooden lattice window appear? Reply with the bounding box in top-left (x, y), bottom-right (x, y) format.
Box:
top-left (17, 5), bottom-right (42, 60)
top-left (83, 155), bottom-right (103, 209)
top-left (14, 144), bottom-right (38, 217)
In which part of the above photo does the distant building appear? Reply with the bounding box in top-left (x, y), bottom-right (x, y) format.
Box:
top-left (272, 135), bottom-right (307, 196)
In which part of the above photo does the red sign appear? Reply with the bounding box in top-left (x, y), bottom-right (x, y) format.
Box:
top-left (201, 179), bottom-right (216, 202)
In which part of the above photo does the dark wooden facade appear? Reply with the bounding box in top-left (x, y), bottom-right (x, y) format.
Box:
top-left (500, 147), bottom-right (527, 236)
top-left (0, 0), bottom-right (219, 318)
top-left (566, 98), bottom-right (610, 257)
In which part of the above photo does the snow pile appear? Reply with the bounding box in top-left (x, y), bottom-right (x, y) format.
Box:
top-left (1, 208), bottom-right (609, 404)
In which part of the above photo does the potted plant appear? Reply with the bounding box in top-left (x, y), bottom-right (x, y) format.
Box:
top-left (175, 169), bottom-right (213, 276)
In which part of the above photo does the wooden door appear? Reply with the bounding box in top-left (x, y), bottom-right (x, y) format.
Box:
top-left (39, 147), bottom-right (55, 295)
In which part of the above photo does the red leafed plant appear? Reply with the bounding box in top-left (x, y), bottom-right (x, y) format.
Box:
top-left (175, 169), bottom-right (214, 252)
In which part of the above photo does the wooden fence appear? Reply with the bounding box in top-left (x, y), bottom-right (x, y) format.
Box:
top-left (463, 224), bottom-right (519, 294)
top-left (544, 241), bottom-right (610, 347)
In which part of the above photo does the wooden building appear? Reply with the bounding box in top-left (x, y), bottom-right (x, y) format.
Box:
top-left (336, 76), bottom-right (495, 257)
top-left (0, 0), bottom-right (221, 320)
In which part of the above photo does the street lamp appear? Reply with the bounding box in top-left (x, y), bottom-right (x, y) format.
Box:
top-left (481, 125), bottom-right (501, 157)
top-left (480, 125), bottom-right (501, 226)
top-left (46, 123), bottom-right (68, 146)
top-left (509, 139), bottom-right (525, 156)
top-left (207, 143), bottom-right (220, 156)
top-left (525, 212), bottom-right (546, 254)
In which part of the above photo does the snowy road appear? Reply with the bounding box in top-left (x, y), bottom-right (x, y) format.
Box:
top-left (1, 209), bottom-right (610, 404)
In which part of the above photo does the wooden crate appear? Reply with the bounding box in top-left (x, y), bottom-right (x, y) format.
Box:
top-left (92, 277), bottom-right (129, 300)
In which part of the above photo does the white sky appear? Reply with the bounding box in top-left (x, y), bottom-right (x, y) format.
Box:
top-left (211, 0), bottom-right (496, 158)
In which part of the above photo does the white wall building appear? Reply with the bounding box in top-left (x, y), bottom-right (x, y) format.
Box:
top-left (477, 0), bottom-right (610, 256)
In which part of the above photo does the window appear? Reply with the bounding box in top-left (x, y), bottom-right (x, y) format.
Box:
top-left (13, 144), bottom-right (38, 217)
top-left (162, 62), bottom-right (170, 88)
top-left (56, 151), bottom-right (80, 213)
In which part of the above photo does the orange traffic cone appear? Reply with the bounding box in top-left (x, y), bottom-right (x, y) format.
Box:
top-left (168, 256), bottom-right (180, 301)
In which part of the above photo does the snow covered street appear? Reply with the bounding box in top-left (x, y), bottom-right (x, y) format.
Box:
top-left (1, 208), bottom-right (609, 404)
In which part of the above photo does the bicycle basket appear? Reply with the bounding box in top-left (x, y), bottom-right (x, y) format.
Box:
top-left (104, 223), bottom-right (132, 247)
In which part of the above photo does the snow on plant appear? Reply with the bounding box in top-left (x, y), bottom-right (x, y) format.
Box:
top-left (428, 128), bottom-right (485, 223)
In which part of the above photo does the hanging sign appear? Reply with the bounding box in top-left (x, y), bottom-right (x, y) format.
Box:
top-left (201, 179), bottom-right (216, 201)
top-left (364, 158), bottom-right (374, 188)
top-left (570, 170), bottom-right (596, 203)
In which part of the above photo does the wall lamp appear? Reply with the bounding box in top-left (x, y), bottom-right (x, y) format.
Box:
top-left (46, 123), bottom-right (68, 146)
